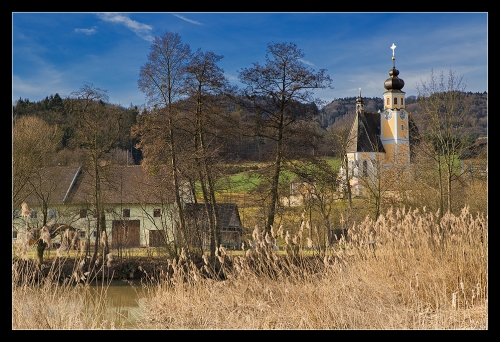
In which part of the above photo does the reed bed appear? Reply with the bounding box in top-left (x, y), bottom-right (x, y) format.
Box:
top-left (13, 206), bottom-right (488, 329)
top-left (12, 253), bottom-right (124, 329)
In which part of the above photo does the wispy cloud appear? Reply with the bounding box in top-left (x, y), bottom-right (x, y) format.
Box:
top-left (300, 59), bottom-right (314, 67)
top-left (172, 14), bottom-right (203, 25)
top-left (96, 13), bottom-right (154, 41)
top-left (75, 27), bottom-right (97, 35)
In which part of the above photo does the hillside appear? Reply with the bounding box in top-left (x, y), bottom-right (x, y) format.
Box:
top-left (12, 91), bottom-right (487, 167)
top-left (320, 92), bottom-right (488, 137)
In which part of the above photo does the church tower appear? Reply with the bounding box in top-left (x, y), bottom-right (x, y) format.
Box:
top-left (340, 43), bottom-right (419, 197)
top-left (380, 43), bottom-right (410, 170)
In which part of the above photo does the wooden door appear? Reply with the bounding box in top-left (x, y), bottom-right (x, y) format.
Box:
top-left (112, 220), bottom-right (140, 248)
top-left (149, 229), bottom-right (167, 247)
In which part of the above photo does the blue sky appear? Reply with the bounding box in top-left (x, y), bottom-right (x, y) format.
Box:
top-left (12, 12), bottom-right (488, 109)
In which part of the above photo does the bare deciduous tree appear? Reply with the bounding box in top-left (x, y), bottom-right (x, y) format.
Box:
top-left (13, 116), bottom-right (61, 264)
top-left (13, 116), bottom-right (59, 209)
top-left (136, 31), bottom-right (194, 257)
top-left (237, 42), bottom-right (333, 234)
top-left (183, 49), bottom-right (232, 258)
top-left (67, 83), bottom-right (123, 266)
top-left (287, 158), bottom-right (340, 253)
top-left (415, 69), bottom-right (474, 216)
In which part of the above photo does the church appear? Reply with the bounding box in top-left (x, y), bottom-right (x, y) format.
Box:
top-left (339, 44), bottom-right (420, 197)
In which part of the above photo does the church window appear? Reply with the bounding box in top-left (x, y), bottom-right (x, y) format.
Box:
top-left (401, 124), bottom-right (404, 131)
top-left (394, 97), bottom-right (398, 104)
top-left (401, 97), bottom-right (404, 105)
top-left (386, 98), bottom-right (390, 105)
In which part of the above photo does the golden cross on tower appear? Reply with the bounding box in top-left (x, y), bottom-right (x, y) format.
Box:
top-left (390, 43), bottom-right (396, 57)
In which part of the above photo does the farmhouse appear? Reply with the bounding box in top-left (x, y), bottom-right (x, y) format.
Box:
top-left (184, 203), bottom-right (243, 250)
top-left (339, 44), bottom-right (421, 196)
top-left (459, 136), bottom-right (487, 182)
top-left (12, 164), bottom-right (242, 250)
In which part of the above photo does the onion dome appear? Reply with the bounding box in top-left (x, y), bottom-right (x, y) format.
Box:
top-left (384, 44), bottom-right (405, 91)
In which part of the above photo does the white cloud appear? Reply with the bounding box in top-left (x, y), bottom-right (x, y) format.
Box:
top-left (96, 13), bottom-right (154, 42)
top-left (75, 27), bottom-right (97, 35)
top-left (172, 14), bottom-right (203, 25)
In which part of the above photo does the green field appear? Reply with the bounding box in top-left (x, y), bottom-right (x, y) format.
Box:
top-left (214, 157), bottom-right (341, 193)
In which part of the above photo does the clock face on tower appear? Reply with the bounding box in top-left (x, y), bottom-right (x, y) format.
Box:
top-left (383, 110), bottom-right (393, 120)
top-left (399, 111), bottom-right (406, 120)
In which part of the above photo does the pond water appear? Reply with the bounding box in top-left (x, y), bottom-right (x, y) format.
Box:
top-left (89, 279), bottom-right (148, 329)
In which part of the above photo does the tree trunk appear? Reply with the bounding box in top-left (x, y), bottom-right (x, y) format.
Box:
top-left (168, 114), bottom-right (188, 258)
top-left (36, 240), bottom-right (46, 264)
top-left (265, 112), bottom-right (284, 235)
top-left (266, 153), bottom-right (282, 235)
top-left (437, 158), bottom-right (444, 219)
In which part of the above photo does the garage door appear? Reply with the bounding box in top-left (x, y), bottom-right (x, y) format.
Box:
top-left (112, 220), bottom-right (140, 248)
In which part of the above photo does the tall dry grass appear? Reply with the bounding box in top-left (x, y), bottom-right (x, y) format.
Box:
top-left (13, 205), bottom-right (487, 329)
top-left (138, 205), bottom-right (487, 329)
top-left (12, 251), bottom-right (123, 329)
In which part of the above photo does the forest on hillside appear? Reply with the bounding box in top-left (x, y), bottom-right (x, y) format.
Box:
top-left (12, 91), bottom-right (487, 167)
top-left (319, 92), bottom-right (488, 138)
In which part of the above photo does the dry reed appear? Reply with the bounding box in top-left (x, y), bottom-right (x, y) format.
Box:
top-left (12, 248), bottom-right (124, 329)
top-left (13, 205), bottom-right (487, 329)
top-left (137, 205), bottom-right (487, 329)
